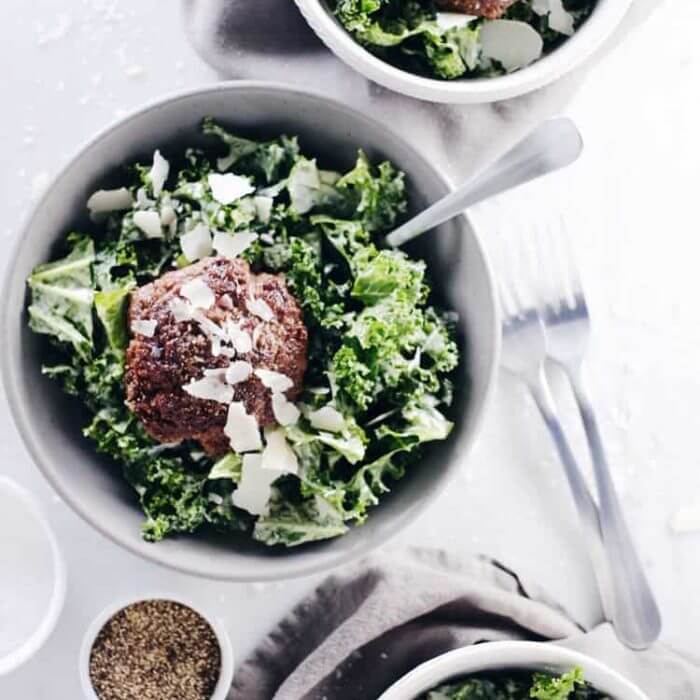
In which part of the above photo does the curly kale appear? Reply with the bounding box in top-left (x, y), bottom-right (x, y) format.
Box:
top-left (26, 119), bottom-right (458, 547)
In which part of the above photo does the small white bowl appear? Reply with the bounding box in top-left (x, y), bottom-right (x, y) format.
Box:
top-left (0, 477), bottom-right (66, 676)
top-left (79, 594), bottom-right (234, 700)
top-left (378, 641), bottom-right (649, 700)
top-left (295, 0), bottom-right (634, 104)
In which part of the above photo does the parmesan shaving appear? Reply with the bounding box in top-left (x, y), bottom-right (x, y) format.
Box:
top-left (181, 224), bottom-right (213, 262)
top-left (308, 405), bottom-right (345, 433)
top-left (212, 231), bottom-right (258, 259)
top-left (180, 278), bottom-right (215, 310)
top-left (225, 402), bottom-right (262, 453)
top-left (247, 296), bottom-right (274, 322)
top-left (225, 361), bottom-right (252, 385)
top-left (87, 187), bottom-right (133, 216)
top-left (272, 392), bottom-right (300, 426)
top-left (149, 149), bottom-right (170, 197)
top-left (183, 372), bottom-right (234, 404)
top-left (208, 173), bottom-right (255, 205)
top-left (262, 427), bottom-right (298, 475)
top-left (133, 210), bottom-right (163, 239)
top-left (225, 321), bottom-right (253, 354)
top-left (231, 453), bottom-right (277, 516)
top-left (255, 368), bottom-right (293, 393)
top-left (130, 319), bottom-right (157, 337)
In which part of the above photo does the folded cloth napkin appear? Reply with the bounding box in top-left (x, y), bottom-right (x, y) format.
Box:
top-left (183, 0), bottom-right (662, 184)
top-left (230, 549), bottom-right (700, 700)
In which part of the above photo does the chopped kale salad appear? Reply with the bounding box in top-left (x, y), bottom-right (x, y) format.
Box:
top-left (421, 667), bottom-right (610, 699)
top-left (27, 119), bottom-right (459, 547)
top-left (330, 0), bottom-right (597, 80)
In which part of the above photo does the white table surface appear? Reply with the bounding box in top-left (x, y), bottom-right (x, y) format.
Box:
top-left (1, 1), bottom-right (698, 696)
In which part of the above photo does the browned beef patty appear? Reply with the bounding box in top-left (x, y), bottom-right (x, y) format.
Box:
top-left (434, 0), bottom-right (517, 19)
top-left (125, 257), bottom-right (308, 456)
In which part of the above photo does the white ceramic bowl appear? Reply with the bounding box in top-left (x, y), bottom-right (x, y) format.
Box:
top-left (1, 82), bottom-right (499, 581)
top-left (295, 0), bottom-right (634, 104)
top-left (378, 641), bottom-right (649, 700)
top-left (79, 594), bottom-right (234, 700)
top-left (0, 477), bottom-right (66, 676)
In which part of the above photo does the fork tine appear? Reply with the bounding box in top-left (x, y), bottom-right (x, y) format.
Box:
top-left (506, 229), bottom-right (539, 315)
top-left (543, 220), bottom-right (576, 311)
top-left (558, 218), bottom-right (584, 297)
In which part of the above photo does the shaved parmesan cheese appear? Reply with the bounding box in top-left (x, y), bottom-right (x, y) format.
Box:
top-left (160, 205), bottom-right (176, 227)
top-left (255, 369), bottom-right (293, 393)
top-left (225, 360), bottom-right (252, 385)
top-left (231, 453), bottom-right (277, 516)
top-left (135, 187), bottom-right (155, 209)
top-left (213, 231), bottom-right (258, 259)
top-left (170, 297), bottom-right (192, 322)
top-left (183, 373), bottom-right (234, 404)
top-left (247, 296), bottom-right (274, 322)
top-left (254, 196), bottom-right (273, 224)
top-left (208, 173), bottom-right (255, 205)
top-left (259, 232), bottom-right (275, 245)
top-left (181, 278), bottom-right (215, 310)
top-left (436, 12), bottom-right (475, 31)
top-left (262, 427), bottom-right (298, 475)
top-left (225, 321), bottom-right (253, 354)
top-left (532, 0), bottom-right (574, 35)
top-left (203, 367), bottom-right (228, 379)
top-left (149, 149), bottom-right (170, 197)
top-left (225, 402), bottom-right (262, 453)
top-left (272, 392), bottom-right (300, 426)
top-left (181, 223), bottom-right (213, 262)
top-left (131, 319), bottom-right (157, 337)
top-left (287, 159), bottom-right (320, 214)
top-left (87, 187), bottom-right (133, 215)
top-left (133, 210), bottom-right (163, 239)
top-left (546, 0), bottom-right (574, 36)
top-left (192, 310), bottom-right (227, 339)
top-left (308, 405), bottom-right (345, 433)
top-left (480, 20), bottom-right (543, 72)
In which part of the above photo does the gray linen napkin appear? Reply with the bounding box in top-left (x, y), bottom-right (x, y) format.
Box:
top-left (183, 0), bottom-right (662, 184)
top-left (230, 549), bottom-right (700, 700)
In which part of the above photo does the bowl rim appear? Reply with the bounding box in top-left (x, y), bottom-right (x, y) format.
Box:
top-left (0, 80), bottom-right (500, 581)
top-left (377, 641), bottom-right (650, 700)
top-left (78, 592), bottom-right (234, 700)
top-left (0, 477), bottom-right (67, 676)
top-left (294, 0), bottom-right (635, 103)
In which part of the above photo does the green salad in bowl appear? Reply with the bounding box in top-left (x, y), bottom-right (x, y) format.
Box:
top-left (25, 119), bottom-right (459, 548)
top-left (421, 667), bottom-right (609, 699)
top-left (330, 0), bottom-right (597, 80)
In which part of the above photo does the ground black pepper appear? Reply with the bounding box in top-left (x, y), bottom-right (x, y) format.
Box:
top-left (89, 599), bottom-right (221, 700)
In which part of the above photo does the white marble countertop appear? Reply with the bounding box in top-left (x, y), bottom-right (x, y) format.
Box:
top-left (1, 1), bottom-right (698, 695)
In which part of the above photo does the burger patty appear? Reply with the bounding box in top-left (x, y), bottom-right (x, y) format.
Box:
top-left (434, 0), bottom-right (517, 19)
top-left (125, 257), bottom-right (308, 456)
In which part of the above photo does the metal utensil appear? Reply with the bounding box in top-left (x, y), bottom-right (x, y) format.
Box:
top-left (498, 248), bottom-right (616, 635)
top-left (385, 118), bottom-right (583, 248)
top-left (537, 225), bottom-right (662, 650)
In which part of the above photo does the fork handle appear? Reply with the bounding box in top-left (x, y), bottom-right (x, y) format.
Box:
top-left (565, 365), bottom-right (662, 650)
top-left (525, 367), bottom-right (616, 623)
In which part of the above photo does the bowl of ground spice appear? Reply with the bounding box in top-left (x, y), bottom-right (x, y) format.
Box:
top-left (79, 596), bottom-right (233, 700)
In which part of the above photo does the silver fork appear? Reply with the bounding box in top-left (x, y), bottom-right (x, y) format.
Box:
top-left (538, 225), bottom-right (662, 650)
top-left (498, 256), bottom-right (616, 634)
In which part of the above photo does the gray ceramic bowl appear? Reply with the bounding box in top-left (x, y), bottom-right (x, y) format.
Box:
top-left (1, 82), bottom-right (499, 581)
